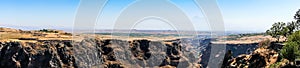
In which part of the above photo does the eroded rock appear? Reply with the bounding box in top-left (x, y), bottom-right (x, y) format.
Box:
top-left (222, 47), bottom-right (279, 68)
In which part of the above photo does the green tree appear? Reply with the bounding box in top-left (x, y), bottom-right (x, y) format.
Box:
top-left (295, 9), bottom-right (300, 24)
top-left (280, 31), bottom-right (300, 61)
top-left (286, 21), bottom-right (298, 36)
top-left (266, 22), bottom-right (286, 42)
top-left (294, 9), bottom-right (300, 31)
top-left (287, 31), bottom-right (300, 44)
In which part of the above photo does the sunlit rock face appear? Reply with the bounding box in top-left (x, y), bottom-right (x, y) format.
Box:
top-left (221, 43), bottom-right (283, 68)
top-left (222, 47), bottom-right (279, 68)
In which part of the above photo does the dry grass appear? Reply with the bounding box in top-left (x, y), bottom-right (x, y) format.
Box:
top-left (0, 32), bottom-right (25, 40)
top-left (214, 35), bottom-right (286, 44)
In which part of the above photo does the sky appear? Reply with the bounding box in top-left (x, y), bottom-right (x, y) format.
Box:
top-left (0, 0), bottom-right (300, 32)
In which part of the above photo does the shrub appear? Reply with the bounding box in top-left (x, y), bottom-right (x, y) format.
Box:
top-left (269, 62), bottom-right (281, 68)
top-left (287, 31), bottom-right (300, 44)
top-left (280, 42), bottom-right (300, 61)
top-left (39, 29), bottom-right (59, 33)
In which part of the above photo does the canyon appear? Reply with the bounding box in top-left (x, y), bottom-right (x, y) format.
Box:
top-left (0, 28), bottom-right (281, 68)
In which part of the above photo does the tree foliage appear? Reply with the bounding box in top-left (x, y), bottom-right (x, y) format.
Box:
top-left (266, 9), bottom-right (300, 42)
top-left (287, 31), bottom-right (300, 44)
top-left (266, 22), bottom-right (287, 42)
top-left (295, 9), bottom-right (300, 23)
top-left (286, 21), bottom-right (298, 34)
top-left (280, 41), bottom-right (300, 61)
top-left (280, 31), bottom-right (300, 61)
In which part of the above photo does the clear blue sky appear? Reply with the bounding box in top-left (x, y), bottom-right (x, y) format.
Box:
top-left (0, 0), bottom-right (299, 32)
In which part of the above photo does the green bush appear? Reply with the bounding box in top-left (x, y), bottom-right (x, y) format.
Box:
top-left (269, 62), bottom-right (281, 68)
top-left (279, 31), bottom-right (300, 61)
top-left (287, 31), bottom-right (300, 44)
top-left (39, 29), bottom-right (59, 33)
top-left (280, 41), bottom-right (300, 61)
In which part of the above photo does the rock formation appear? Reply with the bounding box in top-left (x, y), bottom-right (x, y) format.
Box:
top-left (0, 38), bottom-right (203, 68)
top-left (222, 47), bottom-right (279, 68)
top-left (0, 41), bottom-right (77, 68)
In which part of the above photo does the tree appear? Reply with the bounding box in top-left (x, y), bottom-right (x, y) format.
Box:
top-left (295, 9), bottom-right (300, 23)
top-left (266, 22), bottom-right (287, 42)
top-left (286, 21), bottom-right (298, 36)
top-left (280, 31), bottom-right (300, 61)
top-left (294, 9), bottom-right (300, 30)
top-left (266, 9), bottom-right (300, 42)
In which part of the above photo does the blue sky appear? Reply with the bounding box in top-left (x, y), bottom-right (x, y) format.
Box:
top-left (0, 0), bottom-right (300, 32)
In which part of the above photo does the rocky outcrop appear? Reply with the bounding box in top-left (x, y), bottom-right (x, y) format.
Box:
top-left (98, 39), bottom-right (124, 68)
top-left (159, 40), bottom-right (182, 67)
top-left (0, 41), bottom-right (77, 68)
top-left (129, 40), bottom-right (151, 60)
top-left (198, 43), bottom-right (259, 67)
top-left (127, 39), bottom-right (200, 68)
top-left (222, 47), bottom-right (279, 68)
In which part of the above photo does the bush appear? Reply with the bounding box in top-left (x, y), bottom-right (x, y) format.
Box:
top-left (280, 31), bottom-right (300, 61)
top-left (287, 31), bottom-right (300, 44)
top-left (280, 42), bottom-right (300, 61)
top-left (39, 29), bottom-right (59, 33)
top-left (269, 62), bottom-right (281, 68)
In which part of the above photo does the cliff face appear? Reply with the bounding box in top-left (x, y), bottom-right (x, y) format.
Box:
top-left (0, 41), bottom-right (77, 68)
top-left (0, 38), bottom-right (202, 68)
top-left (1, 37), bottom-right (277, 68)
top-left (221, 43), bottom-right (283, 68)
top-left (199, 43), bottom-right (259, 67)
top-left (222, 47), bottom-right (279, 68)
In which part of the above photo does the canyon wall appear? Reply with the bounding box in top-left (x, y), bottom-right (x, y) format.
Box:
top-left (0, 39), bottom-right (201, 68)
top-left (0, 38), bottom-right (277, 68)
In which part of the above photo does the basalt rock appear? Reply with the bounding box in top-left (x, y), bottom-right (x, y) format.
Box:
top-left (0, 38), bottom-right (204, 68)
top-left (222, 47), bottom-right (279, 68)
top-left (0, 41), bottom-right (77, 68)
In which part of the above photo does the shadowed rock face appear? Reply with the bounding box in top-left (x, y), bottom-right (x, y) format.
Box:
top-left (0, 39), bottom-right (203, 68)
top-left (0, 41), bottom-right (77, 68)
top-left (1, 38), bottom-right (270, 68)
top-left (129, 40), bottom-right (151, 60)
top-left (159, 40), bottom-right (184, 67)
top-left (73, 39), bottom-right (126, 68)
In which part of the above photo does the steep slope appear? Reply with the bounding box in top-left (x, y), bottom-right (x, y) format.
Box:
top-left (0, 40), bottom-right (77, 68)
top-left (222, 46), bottom-right (280, 68)
top-left (0, 38), bottom-right (203, 68)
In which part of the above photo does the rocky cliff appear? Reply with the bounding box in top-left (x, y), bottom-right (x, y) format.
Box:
top-left (222, 47), bottom-right (279, 68)
top-left (0, 38), bottom-right (202, 68)
top-left (221, 43), bottom-right (283, 68)
top-left (1, 37), bottom-right (279, 68)
top-left (0, 40), bottom-right (77, 68)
